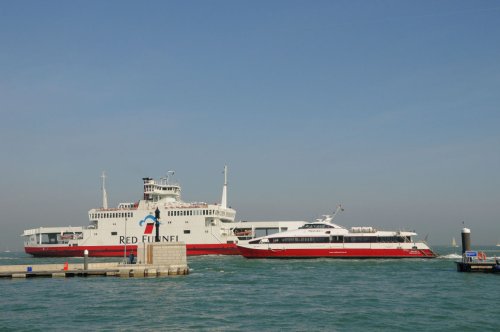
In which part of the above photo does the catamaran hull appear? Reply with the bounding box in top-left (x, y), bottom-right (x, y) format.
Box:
top-left (25, 243), bottom-right (240, 257)
top-left (237, 246), bottom-right (436, 259)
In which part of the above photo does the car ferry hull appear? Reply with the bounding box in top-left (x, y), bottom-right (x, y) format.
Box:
top-left (25, 243), bottom-right (240, 257)
top-left (23, 169), bottom-right (304, 257)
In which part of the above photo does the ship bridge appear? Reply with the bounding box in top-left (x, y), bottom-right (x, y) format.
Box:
top-left (142, 177), bottom-right (181, 203)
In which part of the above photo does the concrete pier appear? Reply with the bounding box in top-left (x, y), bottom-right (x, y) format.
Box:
top-left (456, 260), bottom-right (500, 273)
top-left (0, 242), bottom-right (189, 279)
top-left (455, 228), bottom-right (500, 273)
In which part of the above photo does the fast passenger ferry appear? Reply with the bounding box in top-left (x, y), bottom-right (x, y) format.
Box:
top-left (22, 167), bottom-right (304, 257)
top-left (237, 205), bottom-right (436, 259)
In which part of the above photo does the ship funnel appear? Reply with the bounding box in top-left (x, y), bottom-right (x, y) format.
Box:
top-left (461, 227), bottom-right (471, 254)
top-left (221, 165), bottom-right (228, 209)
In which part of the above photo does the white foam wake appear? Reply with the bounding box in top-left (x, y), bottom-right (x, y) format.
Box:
top-left (438, 253), bottom-right (462, 259)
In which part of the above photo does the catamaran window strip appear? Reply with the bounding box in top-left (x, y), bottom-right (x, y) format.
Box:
top-left (250, 235), bottom-right (413, 244)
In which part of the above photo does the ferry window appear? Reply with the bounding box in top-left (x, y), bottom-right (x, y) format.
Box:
top-left (255, 228), bottom-right (280, 238)
top-left (330, 236), bottom-right (343, 243)
top-left (269, 237), bottom-right (329, 243)
top-left (111, 232), bottom-right (117, 236)
top-left (345, 237), bottom-right (376, 243)
top-left (41, 233), bottom-right (59, 244)
top-left (184, 230), bottom-right (191, 234)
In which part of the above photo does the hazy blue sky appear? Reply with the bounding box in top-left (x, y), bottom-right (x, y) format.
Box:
top-left (1, 1), bottom-right (499, 250)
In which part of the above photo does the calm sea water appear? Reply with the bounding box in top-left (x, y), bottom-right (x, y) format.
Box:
top-left (1, 246), bottom-right (499, 331)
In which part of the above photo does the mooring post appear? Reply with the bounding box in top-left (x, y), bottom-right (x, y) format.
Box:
top-left (461, 228), bottom-right (471, 255)
top-left (84, 249), bottom-right (89, 270)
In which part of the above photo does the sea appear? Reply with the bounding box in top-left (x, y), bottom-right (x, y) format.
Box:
top-left (1, 246), bottom-right (499, 331)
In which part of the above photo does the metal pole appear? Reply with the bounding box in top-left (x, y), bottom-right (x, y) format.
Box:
top-left (155, 208), bottom-right (160, 242)
top-left (123, 217), bottom-right (127, 262)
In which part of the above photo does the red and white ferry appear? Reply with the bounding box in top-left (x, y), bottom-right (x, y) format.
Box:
top-left (237, 205), bottom-right (436, 259)
top-left (22, 167), bottom-right (304, 257)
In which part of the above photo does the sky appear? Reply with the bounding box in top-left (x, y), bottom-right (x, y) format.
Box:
top-left (1, 0), bottom-right (499, 250)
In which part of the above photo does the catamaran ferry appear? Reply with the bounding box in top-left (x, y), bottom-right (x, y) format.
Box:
top-left (237, 205), bottom-right (436, 259)
top-left (23, 167), bottom-right (304, 257)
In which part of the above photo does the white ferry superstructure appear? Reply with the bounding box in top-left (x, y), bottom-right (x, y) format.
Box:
top-left (22, 167), bottom-right (305, 257)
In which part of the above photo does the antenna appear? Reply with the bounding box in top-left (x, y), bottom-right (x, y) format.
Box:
top-left (166, 170), bottom-right (175, 185)
top-left (221, 165), bottom-right (228, 208)
top-left (331, 204), bottom-right (344, 221)
top-left (101, 171), bottom-right (108, 209)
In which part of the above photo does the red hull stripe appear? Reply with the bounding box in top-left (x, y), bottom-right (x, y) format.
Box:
top-left (237, 246), bottom-right (436, 258)
top-left (25, 243), bottom-right (239, 257)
